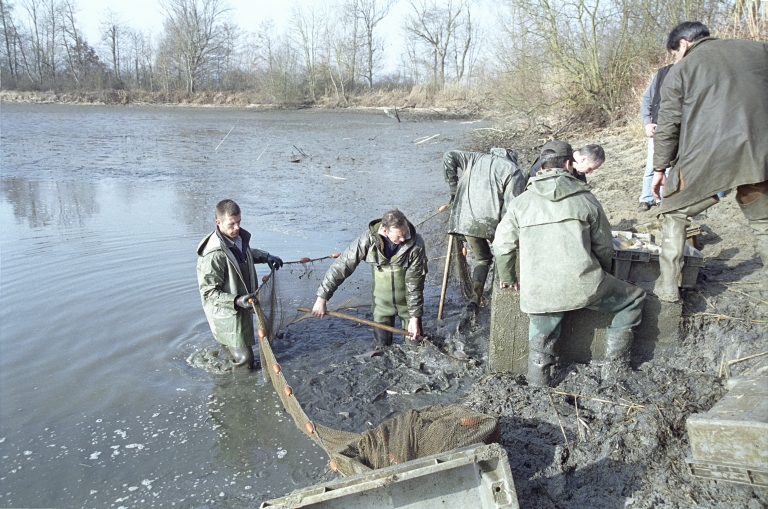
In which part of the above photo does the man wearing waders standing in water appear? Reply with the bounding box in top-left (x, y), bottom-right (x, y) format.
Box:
top-left (197, 199), bottom-right (284, 369)
top-left (494, 141), bottom-right (646, 387)
top-left (443, 148), bottom-right (526, 314)
top-left (312, 209), bottom-right (428, 347)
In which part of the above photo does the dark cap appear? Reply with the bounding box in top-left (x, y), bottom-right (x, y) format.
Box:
top-left (540, 140), bottom-right (573, 159)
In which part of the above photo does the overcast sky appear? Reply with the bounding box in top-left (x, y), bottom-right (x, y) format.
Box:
top-left (74, 0), bottom-right (422, 72)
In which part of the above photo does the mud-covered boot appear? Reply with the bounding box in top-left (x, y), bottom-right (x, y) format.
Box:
top-left (373, 328), bottom-right (393, 348)
top-left (229, 346), bottom-right (255, 370)
top-left (466, 264), bottom-right (490, 315)
top-left (527, 333), bottom-right (556, 387)
top-left (657, 215), bottom-right (687, 303)
top-left (739, 191), bottom-right (768, 293)
top-left (527, 350), bottom-right (554, 387)
top-left (601, 329), bottom-right (634, 381)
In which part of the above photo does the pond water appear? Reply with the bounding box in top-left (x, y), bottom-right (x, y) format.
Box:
top-left (0, 103), bottom-right (483, 507)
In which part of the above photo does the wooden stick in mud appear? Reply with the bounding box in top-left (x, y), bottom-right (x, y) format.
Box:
top-left (297, 307), bottom-right (425, 341)
top-left (438, 234), bottom-right (454, 320)
top-left (727, 351), bottom-right (768, 366)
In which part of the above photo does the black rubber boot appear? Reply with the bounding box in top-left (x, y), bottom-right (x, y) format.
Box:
top-left (373, 328), bottom-right (393, 348)
top-left (601, 329), bottom-right (633, 381)
top-left (229, 346), bottom-right (254, 370)
top-left (470, 264), bottom-right (490, 307)
top-left (527, 333), bottom-right (556, 387)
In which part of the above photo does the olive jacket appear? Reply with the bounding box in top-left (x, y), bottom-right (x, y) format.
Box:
top-left (317, 219), bottom-right (428, 319)
top-left (653, 37), bottom-right (768, 213)
top-left (196, 228), bottom-right (270, 348)
top-left (494, 170), bottom-right (614, 314)
top-left (444, 148), bottom-right (526, 240)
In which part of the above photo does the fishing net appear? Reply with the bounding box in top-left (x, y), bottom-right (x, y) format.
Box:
top-left (250, 208), bottom-right (496, 476)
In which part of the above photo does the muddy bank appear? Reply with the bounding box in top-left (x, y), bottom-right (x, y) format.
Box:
top-left (462, 126), bottom-right (768, 508)
top-left (267, 123), bottom-right (767, 508)
top-left (0, 89), bottom-right (489, 119)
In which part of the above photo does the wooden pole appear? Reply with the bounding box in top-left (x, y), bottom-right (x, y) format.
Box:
top-left (438, 234), bottom-right (454, 320)
top-left (296, 307), bottom-right (424, 341)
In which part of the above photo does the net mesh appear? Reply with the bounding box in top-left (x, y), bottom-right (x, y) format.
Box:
top-left (250, 209), bottom-right (495, 476)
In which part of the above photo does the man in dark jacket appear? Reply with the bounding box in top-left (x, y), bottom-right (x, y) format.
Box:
top-left (652, 22), bottom-right (768, 301)
top-left (197, 199), bottom-right (284, 369)
top-left (312, 209), bottom-right (428, 346)
top-left (444, 148), bottom-right (526, 312)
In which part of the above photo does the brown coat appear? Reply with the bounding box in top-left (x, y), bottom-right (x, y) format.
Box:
top-left (653, 37), bottom-right (768, 213)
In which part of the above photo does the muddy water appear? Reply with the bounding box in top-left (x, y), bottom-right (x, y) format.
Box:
top-left (0, 103), bottom-right (483, 507)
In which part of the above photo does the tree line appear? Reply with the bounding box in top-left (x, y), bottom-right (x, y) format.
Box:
top-left (0, 0), bottom-right (763, 121)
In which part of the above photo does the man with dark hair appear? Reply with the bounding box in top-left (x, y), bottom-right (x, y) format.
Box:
top-left (638, 64), bottom-right (674, 212)
top-left (652, 21), bottom-right (768, 301)
top-left (196, 199), bottom-right (284, 370)
top-left (444, 147), bottom-right (526, 312)
top-left (528, 143), bottom-right (605, 182)
top-left (312, 209), bottom-right (428, 346)
top-left (494, 141), bottom-right (646, 387)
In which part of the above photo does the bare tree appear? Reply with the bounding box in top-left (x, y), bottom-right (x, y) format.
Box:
top-left (404, 0), bottom-right (474, 89)
top-left (290, 2), bottom-right (323, 101)
top-left (356, 0), bottom-right (394, 90)
top-left (322, 0), bottom-right (358, 104)
top-left (0, 0), bottom-right (21, 86)
top-left (99, 9), bottom-right (128, 86)
top-left (160, 0), bottom-right (229, 94)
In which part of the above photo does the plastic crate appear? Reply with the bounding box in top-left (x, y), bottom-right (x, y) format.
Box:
top-left (259, 443), bottom-right (518, 509)
top-left (611, 232), bottom-right (705, 289)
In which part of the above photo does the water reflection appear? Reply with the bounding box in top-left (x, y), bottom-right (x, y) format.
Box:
top-left (2, 177), bottom-right (98, 229)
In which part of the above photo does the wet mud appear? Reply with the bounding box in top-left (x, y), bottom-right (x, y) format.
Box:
top-left (260, 126), bottom-right (767, 508)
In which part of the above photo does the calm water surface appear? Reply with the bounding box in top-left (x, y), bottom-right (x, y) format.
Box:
top-left (0, 103), bottom-right (482, 507)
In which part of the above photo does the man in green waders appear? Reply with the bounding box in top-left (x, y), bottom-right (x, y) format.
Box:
top-left (444, 148), bottom-right (526, 313)
top-left (494, 142), bottom-right (646, 387)
top-left (197, 199), bottom-right (284, 369)
top-left (312, 209), bottom-right (428, 346)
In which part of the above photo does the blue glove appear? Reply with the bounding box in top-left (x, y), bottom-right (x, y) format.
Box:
top-left (267, 254), bottom-right (283, 270)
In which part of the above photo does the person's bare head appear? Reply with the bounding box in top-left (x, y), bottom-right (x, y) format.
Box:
top-left (381, 209), bottom-right (410, 245)
top-left (573, 144), bottom-right (605, 175)
top-left (215, 199), bottom-right (241, 240)
top-left (667, 21), bottom-right (710, 62)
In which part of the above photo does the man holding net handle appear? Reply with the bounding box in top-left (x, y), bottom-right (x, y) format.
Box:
top-left (196, 199), bottom-right (284, 370)
top-left (311, 209), bottom-right (428, 347)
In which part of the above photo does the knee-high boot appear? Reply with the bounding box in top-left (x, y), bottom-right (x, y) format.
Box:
top-left (527, 333), bottom-right (557, 387)
top-left (657, 214), bottom-right (688, 303)
top-left (739, 191), bottom-right (768, 292)
top-left (601, 328), bottom-right (633, 381)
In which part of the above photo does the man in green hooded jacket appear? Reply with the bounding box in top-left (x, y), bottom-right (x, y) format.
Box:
top-left (196, 199), bottom-right (283, 369)
top-left (444, 148), bottom-right (526, 312)
top-left (652, 21), bottom-right (768, 301)
top-left (494, 142), bottom-right (646, 387)
top-left (312, 209), bottom-right (428, 346)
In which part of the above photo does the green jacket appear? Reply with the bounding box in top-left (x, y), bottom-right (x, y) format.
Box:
top-left (444, 148), bottom-right (526, 239)
top-left (494, 170), bottom-right (613, 314)
top-left (196, 228), bottom-right (270, 348)
top-left (317, 219), bottom-right (428, 319)
top-left (654, 37), bottom-right (768, 213)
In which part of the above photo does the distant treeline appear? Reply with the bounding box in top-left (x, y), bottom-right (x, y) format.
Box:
top-left (0, 0), bottom-right (764, 122)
